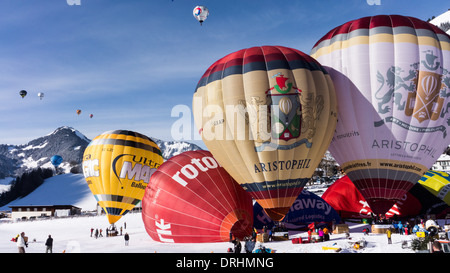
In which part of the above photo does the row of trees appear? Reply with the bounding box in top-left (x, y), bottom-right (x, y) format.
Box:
top-left (0, 167), bottom-right (54, 207)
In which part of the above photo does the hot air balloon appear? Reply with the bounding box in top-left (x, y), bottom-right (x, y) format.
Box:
top-left (38, 92), bottom-right (44, 100)
top-left (311, 15), bottom-right (450, 215)
top-left (82, 130), bottom-right (163, 224)
top-left (19, 90), bottom-right (27, 99)
top-left (50, 155), bottom-right (63, 167)
top-left (322, 174), bottom-right (450, 219)
top-left (141, 150), bottom-right (253, 243)
top-left (193, 5), bottom-right (208, 25)
top-left (89, 114), bottom-right (93, 118)
top-left (76, 109), bottom-right (81, 115)
top-left (193, 46), bottom-right (338, 221)
top-left (253, 190), bottom-right (341, 231)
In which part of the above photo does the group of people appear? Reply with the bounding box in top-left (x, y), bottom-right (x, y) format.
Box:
top-left (13, 223), bottom-right (130, 253)
top-left (228, 236), bottom-right (257, 253)
top-left (90, 223), bottom-right (127, 238)
top-left (12, 232), bottom-right (53, 253)
top-left (307, 227), bottom-right (331, 243)
top-left (90, 224), bottom-right (130, 246)
top-left (90, 228), bottom-right (104, 238)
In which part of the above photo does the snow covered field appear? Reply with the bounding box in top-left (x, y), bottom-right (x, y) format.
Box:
top-left (0, 174), bottom-right (446, 273)
top-left (0, 174), bottom-right (444, 254)
top-left (0, 211), bottom-right (424, 254)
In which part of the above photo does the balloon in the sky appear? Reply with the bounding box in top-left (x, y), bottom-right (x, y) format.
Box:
top-left (89, 114), bottom-right (93, 118)
top-left (142, 150), bottom-right (253, 243)
top-left (38, 92), bottom-right (44, 100)
top-left (193, 46), bottom-right (338, 221)
top-left (50, 155), bottom-right (63, 167)
top-left (82, 130), bottom-right (163, 224)
top-left (418, 170), bottom-right (450, 206)
top-left (311, 15), bottom-right (450, 214)
top-left (76, 109), bottom-right (81, 115)
top-left (19, 90), bottom-right (27, 98)
top-left (193, 5), bottom-right (208, 25)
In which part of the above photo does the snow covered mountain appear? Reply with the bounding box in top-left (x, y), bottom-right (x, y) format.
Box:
top-left (0, 127), bottom-right (90, 178)
top-left (430, 9), bottom-right (450, 35)
top-left (0, 126), bottom-right (203, 179)
top-left (152, 138), bottom-right (203, 161)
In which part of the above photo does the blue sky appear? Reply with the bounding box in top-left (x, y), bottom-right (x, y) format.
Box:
top-left (0, 0), bottom-right (448, 148)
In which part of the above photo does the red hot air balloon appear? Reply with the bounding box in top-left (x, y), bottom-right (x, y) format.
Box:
top-left (142, 150), bottom-right (253, 243)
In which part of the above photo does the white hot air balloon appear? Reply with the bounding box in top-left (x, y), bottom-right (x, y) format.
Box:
top-left (193, 5), bottom-right (209, 25)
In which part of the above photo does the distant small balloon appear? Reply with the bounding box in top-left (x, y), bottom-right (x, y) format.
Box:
top-left (76, 109), bottom-right (81, 115)
top-left (50, 155), bottom-right (63, 167)
top-left (19, 90), bottom-right (27, 99)
top-left (38, 92), bottom-right (44, 100)
top-left (193, 5), bottom-right (208, 25)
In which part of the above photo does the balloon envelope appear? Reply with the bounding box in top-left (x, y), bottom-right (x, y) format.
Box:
top-left (253, 190), bottom-right (340, 230)
top-left (82, 130), bottom-right (163, 224)
top-left (50, 155), bottom-right (63, 167)
top-left (38, 92), bottom-right (44, 100)
top-left (19, 90), bottom-right (27, 98)
top-left (142, 150), bottom-right (253, 243)
top-left (418, 170), bottom-right (450, 206)
top-left (193, 45), bottom-right (337, 221)
top-left (76, 109), bottom-right (81, 115)
top-left (311, 15), bottom-right (450, 214)
top-left (322, 174), bottom-right (450, 219)
top-left (193, 5), bottom-right (208, 25)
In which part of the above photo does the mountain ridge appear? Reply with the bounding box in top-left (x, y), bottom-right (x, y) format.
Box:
top-left (0, 126), bottom-right (203, 179)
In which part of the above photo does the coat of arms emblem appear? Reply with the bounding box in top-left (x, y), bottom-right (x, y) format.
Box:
top-left (266, 73), bottom-right (302, 141)
top-left (373, 50), bottom-right (450, 138)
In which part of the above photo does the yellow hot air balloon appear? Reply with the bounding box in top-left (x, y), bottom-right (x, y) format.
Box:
top-left (418, 170), bottom-right (450, 206)
top-left (193, 46), bottom-right (337, 221)
top-left (82, 130), bottom-right (163, 224)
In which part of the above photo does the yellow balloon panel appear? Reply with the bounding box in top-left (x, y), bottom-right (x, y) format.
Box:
top-left (82, 130), bottom-right (163, 224)
top-left (419, 170), bottom-right (450, 206)
top-left (193, 46), bottom-right (337, 221)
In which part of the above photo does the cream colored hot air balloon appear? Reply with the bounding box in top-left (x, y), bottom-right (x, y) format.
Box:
top-left (311, 15), bottom-right (450, 214)
top-left (193, 46), bottom-right (337, 221)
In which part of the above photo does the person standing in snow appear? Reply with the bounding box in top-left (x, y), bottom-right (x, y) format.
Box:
top-left (318, 228), bottom-right (324, 242)
top-left (386, 229), bottom-right (392, 244)
top-left (17, 232), bottom-right (27, 253)
top-left (244, 237), bottom-right (256, 253)
top-left (398, 221), bottom-right (403, 235)
top-left (45, 235), bottom-right (53, 253)
top-left (124, 233), bottom-right (129, 246)
top-left (232, 238), bottom-right (242, 253)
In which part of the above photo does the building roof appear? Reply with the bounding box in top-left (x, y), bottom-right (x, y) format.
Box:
top-left (8, 205), bottom-right (81, 209)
